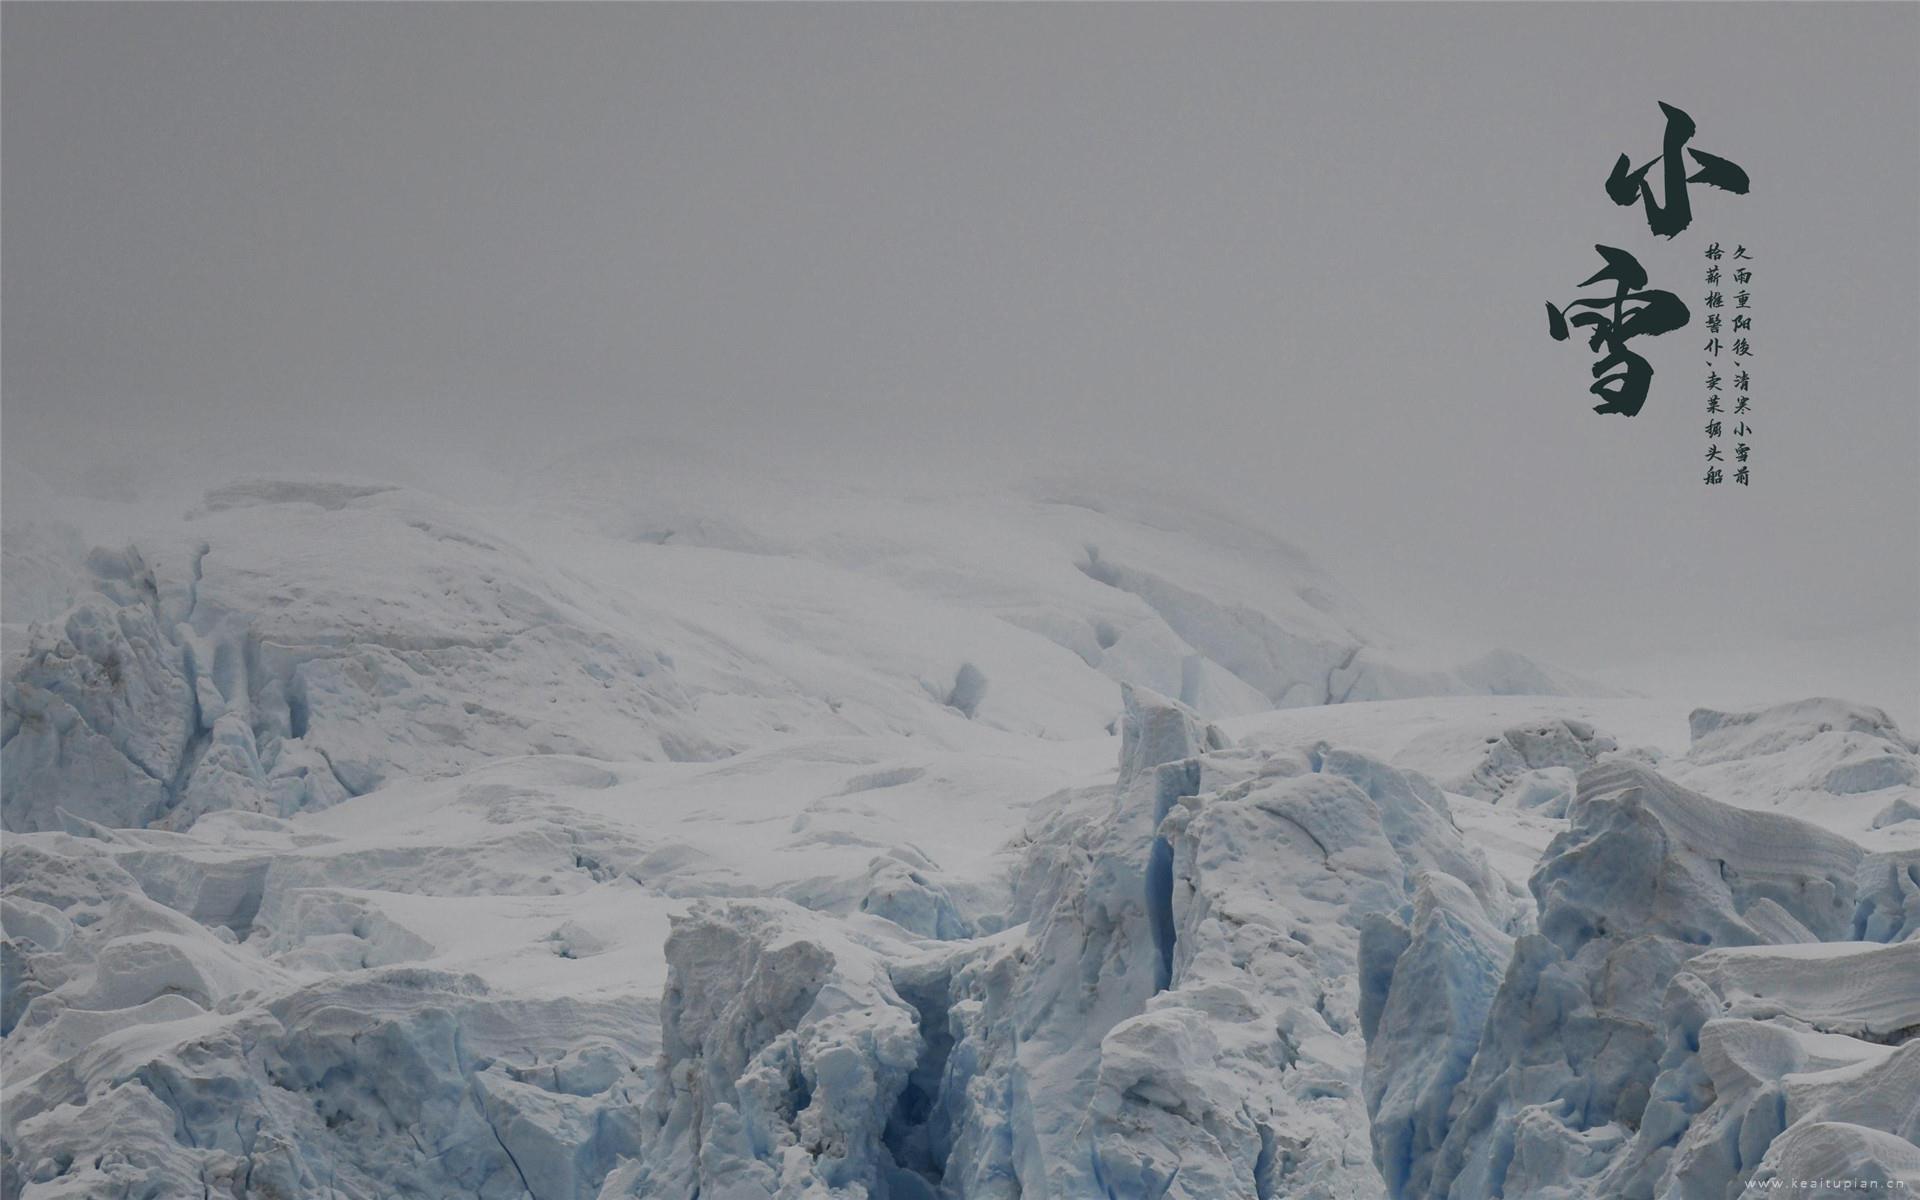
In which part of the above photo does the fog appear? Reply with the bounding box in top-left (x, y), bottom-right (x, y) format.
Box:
top-left (5, 2), bottom-right (1915, 712)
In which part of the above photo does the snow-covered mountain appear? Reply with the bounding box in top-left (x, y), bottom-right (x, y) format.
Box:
top-left (3, 458), bottom-right (1916, 1199)
top-left (2, 450), bottom-right (1601, 837)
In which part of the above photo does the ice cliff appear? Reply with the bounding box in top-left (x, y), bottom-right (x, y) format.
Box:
top-left (1, 828), bottom-right (657, 1199)
top-left (4, 467), bottom-right (1916, 1200)
top-left (1362, 702), bottom-right (1920, 1200)
top-left (609, 686), bottom-right (1526, 1200)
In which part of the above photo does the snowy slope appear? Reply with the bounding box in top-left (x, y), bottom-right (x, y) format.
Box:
top-left (3, 460), bottom-right (1916, 1200)
top-left (2, 454), bottom-right (1606, 839)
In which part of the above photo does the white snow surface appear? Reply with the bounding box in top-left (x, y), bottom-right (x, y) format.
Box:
top-left (3, 463), bottom-right (1916, 1199)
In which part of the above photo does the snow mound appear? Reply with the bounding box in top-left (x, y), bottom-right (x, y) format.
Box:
top-left (1675, 699), bottom-right (1920, 844)
top-left (1688, 698), bottom-right (1918, 765)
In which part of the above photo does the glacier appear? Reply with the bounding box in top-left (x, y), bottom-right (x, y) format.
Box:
top-left (1362, 716), bottom-right (1920, 1200)
top-left (3, 465), bottom-right (1917, 1200)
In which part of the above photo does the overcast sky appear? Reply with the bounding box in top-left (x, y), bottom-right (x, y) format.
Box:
top-left (5, 3), bottom-right (1916, 692)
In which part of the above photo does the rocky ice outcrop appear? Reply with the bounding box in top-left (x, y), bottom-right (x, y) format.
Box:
top-left (1360, 876), bottom-right (1514, 1200)
top-left (1748, 1121), bottom-right (1920, 1194)
top-left (3, 482), bottom-right (720, 833)
top-left (618, 686), bottom-right (1523, 1199)
top-left (1078, 742), bottom-right (1516, 1200)
top-left (1585, 938), bottom-right (1920, 1200)
top-left (613, 900), bottom-right (928, 1200)
top-left (1453, 719), bottom-right (1623, 804)
top-left (2, 549), bottom-right (200, 832)
top-left (8, 676), bottom-right (1915, 1198)
top-left (1361, 757), bottom-right (1920, 1200)
top-left (1, 829), bottom-right (657, 1200)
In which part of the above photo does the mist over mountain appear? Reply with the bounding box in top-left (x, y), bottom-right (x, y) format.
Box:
top-left (4, 3), bottom-right (1915, 1197)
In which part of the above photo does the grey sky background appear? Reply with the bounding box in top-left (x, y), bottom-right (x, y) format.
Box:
top-left (5, 3), bottom-right (1916, 692)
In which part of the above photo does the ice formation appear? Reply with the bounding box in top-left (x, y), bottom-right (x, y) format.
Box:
top-left (3, 468), bottom-right (1916, 1199)
top-left (1363, 735), bottom-right (1920, 1200)
top-left (594, 686), bottom-right (1521, 1200)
